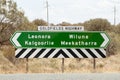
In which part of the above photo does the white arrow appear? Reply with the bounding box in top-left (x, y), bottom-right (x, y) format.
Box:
top-left (100, 33), bottom-right (109, 47)
top-left (12, 33), bottom-right (21, 47)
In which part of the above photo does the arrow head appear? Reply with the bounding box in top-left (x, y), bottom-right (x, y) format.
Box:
top-left (10, 32), bottom-right (21, 47)
top-left (100, 33), bottom-right (110, 48)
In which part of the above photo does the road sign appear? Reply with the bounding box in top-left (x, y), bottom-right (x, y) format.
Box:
top-left (10, 31), bottom-right (110, 48)
top-left (38, 26), bottom-right (84, 31)
top-left (15, 48), bottom-right (106, 58)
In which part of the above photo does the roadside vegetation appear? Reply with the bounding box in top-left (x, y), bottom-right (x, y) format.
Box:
top-left (0, 0), bottom-right (120, 73)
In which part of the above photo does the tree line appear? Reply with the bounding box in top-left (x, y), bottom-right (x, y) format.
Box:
top-left (0, 0), bottom-right (120, 46)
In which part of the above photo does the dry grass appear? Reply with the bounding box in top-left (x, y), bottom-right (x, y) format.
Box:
top-left (0, 31), bottom-right (120, 74)
top-left (0, 51), bottom-right (17, 74)
top-left (0, 45), bottom-right (120, 74)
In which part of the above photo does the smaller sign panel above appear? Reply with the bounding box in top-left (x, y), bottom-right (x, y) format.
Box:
top-left (38, 26), bottom-right (84, 31)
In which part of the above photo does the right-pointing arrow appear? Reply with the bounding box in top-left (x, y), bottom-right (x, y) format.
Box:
top-left (11, 33), bottom-right (21, 47)
top-left (100, 33), bottom-right (110, 47)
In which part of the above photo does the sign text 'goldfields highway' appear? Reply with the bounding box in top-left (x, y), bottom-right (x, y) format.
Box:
top-left (38, 26), bottom-right (84, 31)
top-left (10, 31), bottom-right (110, 48)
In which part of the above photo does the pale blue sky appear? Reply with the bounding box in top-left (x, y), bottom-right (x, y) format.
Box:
top-left (14, 0), bottom-right (120, 24)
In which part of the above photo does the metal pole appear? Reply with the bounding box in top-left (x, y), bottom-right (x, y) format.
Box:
top-left (114, 5), bottom-right (116, 26)
top-left (26, 58), bottom-right (29, 73)
top-left (46, 0), bottom-right (49, 27)
top-left (62, 58), bottom-right (64, 73)
top-left (93, 58), bottom-right (96, 70)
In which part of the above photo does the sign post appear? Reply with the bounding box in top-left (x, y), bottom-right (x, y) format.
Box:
top-left (62, 58), bottom-right (64, 73)
top-left (10, 26), bottom-right (110, 73)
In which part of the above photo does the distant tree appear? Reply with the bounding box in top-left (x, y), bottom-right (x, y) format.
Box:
top-left (50, 23), bottom-right (55, 26)
top-left (72, 23), bottom-right (83, 26)
top-left (0, 0), bottom-right (28, 45)
top-left (117, 23), bottom-right (120, 27)
top-left (32, 19), bottom-right (47, 26)
top-left (84, 18), bottom-right (111, 31)
top-left (57, 21), bottom-right (72, 26)
top-left (115, 24), bottom-right (120, 33)
top-left (16, 17), bottom-right (37, 31)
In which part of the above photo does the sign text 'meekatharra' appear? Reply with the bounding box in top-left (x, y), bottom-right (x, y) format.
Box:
top-left (10, 31), bottom-right (110, 48)
top-left (61, 41), bottom-right (97, 46)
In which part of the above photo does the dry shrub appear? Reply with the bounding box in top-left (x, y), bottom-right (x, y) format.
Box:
top-left (106, 32), bottom-right (118, 56)
top-left (107, 42), bottom-right (116, 56)
top-left (0, 45), bottom-right (15, 64)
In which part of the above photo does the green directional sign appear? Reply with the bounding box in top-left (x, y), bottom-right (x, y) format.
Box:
top-left (10, 31), bottom-right (110, 48)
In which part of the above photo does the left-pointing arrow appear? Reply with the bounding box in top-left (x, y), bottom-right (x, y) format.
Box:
top-left (11, 33), bottom-right (21, 47)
